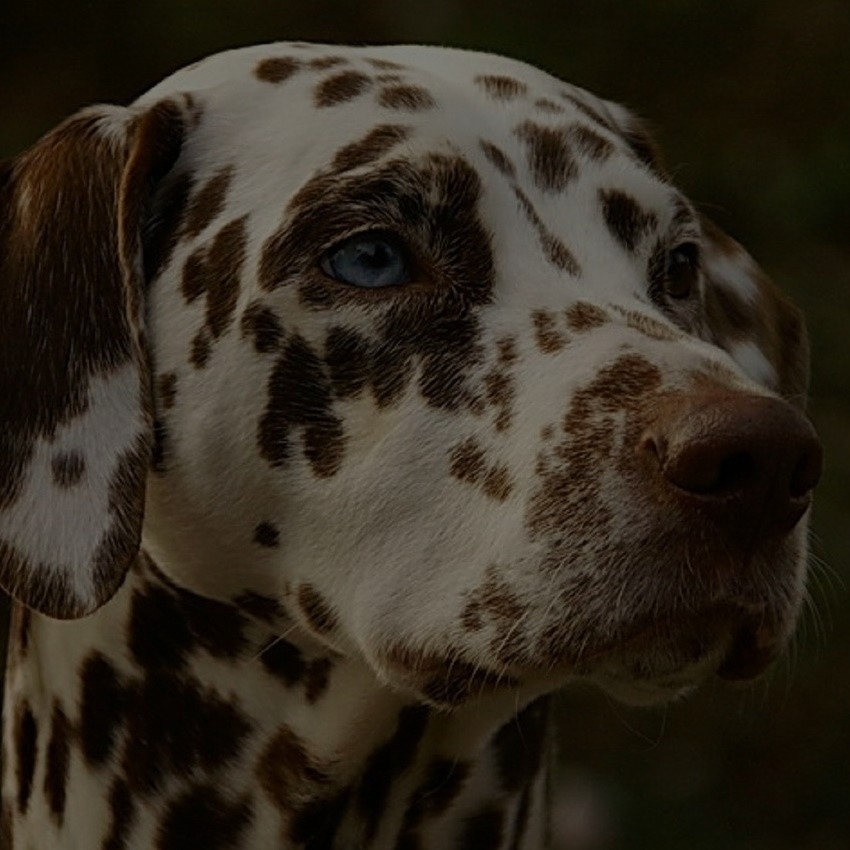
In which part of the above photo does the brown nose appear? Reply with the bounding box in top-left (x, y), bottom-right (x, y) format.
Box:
top-left (642, 394), bottom-right (822, 539)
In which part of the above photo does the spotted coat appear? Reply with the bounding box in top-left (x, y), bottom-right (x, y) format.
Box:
top-left (0, 42), bottom-right (820, 849)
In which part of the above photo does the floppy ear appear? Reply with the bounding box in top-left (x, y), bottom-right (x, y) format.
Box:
top-left (0, 100), bottom-right (184, 619)
top-left (699, 217), bottom-right (809, 410)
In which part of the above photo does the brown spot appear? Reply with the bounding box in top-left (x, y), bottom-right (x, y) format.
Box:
top-left (483, 466), bottom-right (514, 501)
top-left (569, 124), bottom-right (615, 161)
top-left (366, 58), bottom-right (405, 71)
top-left (513, 187), bottom-right (581, 275)
top-left (560, 92), bottom-right (616, 131)
top-left (158, 372), bottom-right (178, 409)
top-left (462, 567), bottom-right (523, 644)
top-left (565, 302), bottom-right (608, 332)
top-left (527, 353), bottom-right (662, 547)
top-left (253, 521), bottom-right (280, 548)
top-left (475, 75), bottom-right (528, 100)
top-left (44, 701), bottom-right (71, 823)
top-left (357, 706), bottom-right (430, 842)
top-left (189, 329), bottom-right (211, 368)
top-left (484, 367), bottom-right (515, 433)
top-left (479, 140), bottom-right (517, 179)
top-left (331, 124), bottom-right (411, 174)
top-left (297, 584), bottom-right (339, 635)
top-left (122, 671), bottom-right (252, 794)
top-left (181, 215), bottom-right (248, 338)
top-left (614, 306), bottom-right (681, 341)
top-left (240, 302), bottom-right (284, 353)
top-left (183, 167), bottom-right (234, 240)
top-left (255, 56), bottom-right (301, 84)
top-left (157, 784), bottom-right (252, 850)
top-left (51, 450), bottom-right (85, 487)
top-left (314, 70), bottom-right (372, 107)
top-left (258, 334), bottom-right (346, 477)
top-left (305, 658), bottom-right (333, 703)
top-left (450, 438), bottom-right (514, 500)
top-left (257, 725), bottom-right (329, 810)
top-left (515, 121), bottom-right (578, 192)
top-left (540, 424), bottom-right (554, 441)
top-left (497, 336), bottom-right (518, 365)
top-left (103, 779), bottom-right (135, 850)
top-left (449, 437), bottom-right (486, 484)
top-left (128, 581), bottom-right (248, 670)
top-left (144, 172), bottom-right (195, 284)
top-left (260, 638), bottom-right (306, 686)
top-left (308, 56), bottom-right (347, 70)
top-left (15, 703), bottom-right (37, 813)
top-left (79, 652), bottom-right (127, 766)
top-left (534, 97), bottom-right (565, 114)
top-left (599, 188), bottom-right (658, 252)
top-left (378, 85), bottom-right (436, 111)
top-left (325, 326), bottom-right (370, 399)
top-left (532, 309), bottom-right (568, 353)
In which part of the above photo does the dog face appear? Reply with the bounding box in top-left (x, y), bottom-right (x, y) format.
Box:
top-left (0, 44), bottom-right (820, 707)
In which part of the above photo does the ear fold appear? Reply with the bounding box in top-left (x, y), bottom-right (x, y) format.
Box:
top-left (0, 100), bottom-right (184, 619)
top-left (699, 216), bottom-right (810, 409)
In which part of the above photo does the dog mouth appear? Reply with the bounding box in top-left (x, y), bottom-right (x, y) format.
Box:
top-left (568, 603), bottom-right (784, 698)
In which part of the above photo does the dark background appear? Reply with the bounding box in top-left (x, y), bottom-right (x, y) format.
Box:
top-left (1, 2), bottom-right (848, 848)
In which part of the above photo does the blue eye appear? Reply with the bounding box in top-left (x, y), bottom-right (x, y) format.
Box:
top-left (320, 232), bottom-right (410, 288)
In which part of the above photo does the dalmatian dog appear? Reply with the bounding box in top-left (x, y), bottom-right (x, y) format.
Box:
top-left (0, 42), bottom-right (821, 849)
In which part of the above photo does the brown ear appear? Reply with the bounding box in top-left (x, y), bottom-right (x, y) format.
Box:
top-left (0, 101), bottom-right (184, 618)
top-left (700, 217), bottom-right (809, 409)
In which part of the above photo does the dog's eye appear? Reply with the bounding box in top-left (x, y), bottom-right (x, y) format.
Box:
top-left (320, 232), bottom-right (410, 288)
top-left (665, 242), bottom-right (700, 299)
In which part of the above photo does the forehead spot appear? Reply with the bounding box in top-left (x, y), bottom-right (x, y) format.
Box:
top-left (183, 167), bottom-right (234, 241)
top-left (314, 70), bottom-right (373, 107)
top-left (377, 84), bottom-right (436, 111)
top-left (559, 92), bottom-right (615, 131)
top-left (514, 120), bottom-right (578, 193)
top-left (255, 56), bottom-right (302, 84)
top-left (513, 187), bottom-right (581, 276)
top-left (308, 55), bottom-right (348, 70)
top-left (475, 74), bottom-right (528, 100)
top-left (565, 302), bottom-right (609, 332)
top-left (331, 124), bottom-right (411, 173)
top-left (479, 140), bottom-right (516, 179)
top-left (534, 97), bottom-right (565, 114)
top-left (569, 124), bottom-right (615, 162)
top-left (599, 188), bottom-right (659, 253)
top-left (181, 215), bottom-right (248, 340)
top-left (367, 58), bottom-right (406, 71)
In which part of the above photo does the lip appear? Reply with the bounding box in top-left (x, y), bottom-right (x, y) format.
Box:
top-left (567, 603), bottom-right (780, 683)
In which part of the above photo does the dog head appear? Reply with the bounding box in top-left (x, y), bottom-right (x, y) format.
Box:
top-left (0, 44), bottom-right (821, 707)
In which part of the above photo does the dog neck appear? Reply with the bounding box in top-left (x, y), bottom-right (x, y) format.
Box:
top-left (2, 552), bottom-right (552, 849)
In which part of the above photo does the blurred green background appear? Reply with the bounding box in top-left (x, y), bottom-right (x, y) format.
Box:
top-left (1, 1), bottom-right (848, 848)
